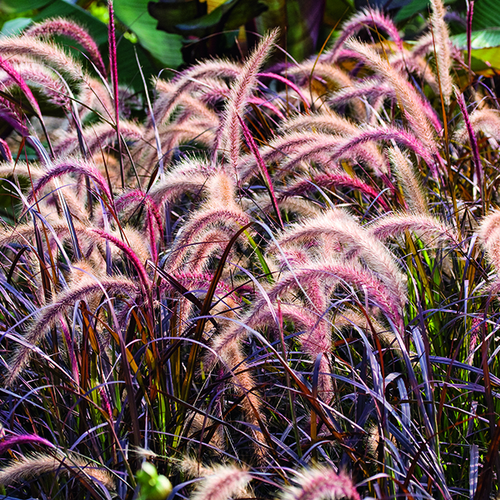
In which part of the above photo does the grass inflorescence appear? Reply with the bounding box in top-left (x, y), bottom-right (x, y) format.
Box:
top-left (0, 2), bottom-right (499, 499)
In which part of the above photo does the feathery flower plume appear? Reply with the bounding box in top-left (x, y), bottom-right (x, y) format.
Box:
top-left (5, 277), bottom-right (138, 386)
top-left (0, 55), bottom-right (42, 118)
top-left (153, 78), bottom-right (220, 125)
top-left (0, 61), bottom-right (70, 108)
top-left (258, 72), bottom-right (310, 109)
top-left (54, 120), bottom-right (143, 157)
top-left (324, 8), bottom-right (403, 63)
top-left (388, 146), bottom-right (428, 213)
top-left (25, 18), bottom-right (106, 76)
top-left (478, 210), bottom-right (500, 272)
top-left (28, 157), bottom-right (113, 203)
top-left (91, 229), bottom-right (151, 294)
top-left (331, 125), bottom-right (437, 175)
top-left (0, 36), bottom-right (84, 81)
top-left (279, 171), bottom-right (389, 210)
top-left (455, 108), bottom-right (500, 143)
top-left (167, 208), bottom-right (249, 271)
top-left (369, 212), bottom-right (459, 244)
top-left (180, 460), bottom-right (250, 500)
top-left (329, 79), bottom-right (394, 107)
top-left (273, 209), bottom-right (406, 306)
top-left (0, 452), bottom-right (115, 491)
top-left (429, 0), bottom-right (453, 106)
top-left (150, 60), bottom-right (241, 128)
top-left (139, 120), bottom-right (216, 172)
top-left (280, 466), bottom-right (360, 500)
top-left (216, 29), bottom-right (278, 173)
top-left (345, 38), bottom-right (437, 152)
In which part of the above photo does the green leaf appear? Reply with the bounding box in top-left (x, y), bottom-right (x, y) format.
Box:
top-left (256, 0), bottom-right (326, 60)
top-left (1, 17), bottom-right (32, 36)
top-left (149, 0), bottom-right (266, 39)
top-left (452, 28), bottom-right (500, 49)
top-left (30, 0), bottom-right (162, 91)
top-left (451, 29), bottom-right (500, 73)
top-left (394, 0), bottom-right (429, 22)
top-left (147, 0), bottom-right (203, 33)
top-left (0, 0), bottom-right (52, 14)
top-left (472, 0), bottom-right (500, 30)
top-left (114, 0), bottom-right (183, 68)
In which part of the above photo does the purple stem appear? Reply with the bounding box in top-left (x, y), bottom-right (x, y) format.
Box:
top-left (467, 0), bottom-right (475, 77)
top-left (0, 435), bottom-right (55, 455)
top-left (456, 90), bottom-right (484, 208)
top-left (108, 0), bottom-right (124, 188)
top-left (238, 115), bottom-right (284, 229)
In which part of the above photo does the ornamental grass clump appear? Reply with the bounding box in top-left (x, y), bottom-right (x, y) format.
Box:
top-left (1, 1), bottom-right (500, 498)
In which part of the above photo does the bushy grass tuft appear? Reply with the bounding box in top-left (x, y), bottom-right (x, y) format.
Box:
top-left (1, 2), bottom-right (499, 499)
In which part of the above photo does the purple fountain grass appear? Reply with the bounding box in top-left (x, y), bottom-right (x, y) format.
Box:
top-left (149, 59), bottom-right (241, 128)
top-left (115, 189), bottom-right (164, 261)
top-left (25, 18), bottom-right (106, 77)
top-left (164, 271), bottom-right (239, 301)
top-left (166, 208), bottom-right (250, 271)
top-left (328, 79), bottom-right (394, 106)
top-left (0, 138), bottom-right (12, 162)
top-left (288, 61), bottom-right (354, 91)
top-left (331, 125), bottom-right (438, 175)
top-left (0, 218), bottom-right (87, 250)
top-left (454, 108), bottom-right (500, 143)
top-left (0, 61), bottom-right (70, 108)
top-left (91, 229), bottom-right (152, 295)
top-left (239, 115), bottom-right (283, 228)
top-left (281, 466), bottom-right (360, 500)
top-left (387, 146), bottom-right (428, 214)
top-left (0, 97), bottom-right (29, 137)
top-left (188, 463), bottom-right (251, 500)
top-left (274, 131), bottom-right (389, 177)
top-left (216, 29), bottom-right (278, 175)
top-left (0, 36), bottom-right (84, 81)
top-left (0, 55), bottom-right (42, 119)
top-left (181, 228), bottom-right (238, 273)
top-left (140, 120), bottom-right (216, 172)
top-left (429, 0), bottom-right (453, 106)
top-left (27, 157), bottom-right (113, 203)
top-left (5, 276), bottom-right (138, 386)
top-left (390, 49), bottom-right (440, 94)
top-left (278, 171), bottom-right (390, 210)
top-left (238, 131), bottom-right (318, 182)
top-left (153, 78), bottom-right (221, 125)
top-left (59, 318), bottom-right (79, 385)
top-left (0, 452), bottom-right (115, 491)
top-left (271, 209), bottom-right (407, 306)
top-left (368, 212), bottom-right (459, 245)
top-left (0, 160), bottom-right (45, 180)
top-left (345, 38), bottom-right (438, 152)
top-left (207, 330), bottom-right (267, 460)
top-left (323, 8), bottom-right (403, 63)
top-left (107, 0), bottom-right (123, 188)
top-left (454, 88), bottom-right (484, 204)
top-left (0, 434), bottom-right (55, 455)
top-left (79, 75), bottom-right (115, 120)
top-left (258, 72), bottom-right (311, 110)
top-left (478, 210), bottom-right (500, 272)
top-left (150, 172), bottom-right (212, 207)
top-left (115, 189), bottom-right (164, 236)
top-left (54, 120), bottom-right (143, 158)
top-left (281, 110), bottom-right (360, 136)
top-left (266, 260), bottom-right (404, 331)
